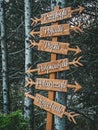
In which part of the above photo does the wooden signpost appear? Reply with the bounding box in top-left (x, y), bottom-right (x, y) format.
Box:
top-left (27, 57), bottom-right (83, 75)
top-left (31, 6), bottom-right (84, 25)
top-left (26, 5), bottom-right (84, 130)
top-left (30, 40), bottom-right (81, 55)
top-left (30, 23), bottom-right (83, 38)
top-left (25, 78), bottom-right (82, 92)
top-left (25, 92), bottom-right (79, 124)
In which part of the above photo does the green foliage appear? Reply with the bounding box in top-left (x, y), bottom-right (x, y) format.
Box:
top-left (0, 110), bottom-right (29, 130)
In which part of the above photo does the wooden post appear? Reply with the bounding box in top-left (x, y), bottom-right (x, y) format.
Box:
top-left (46, 6), bottom-right (59, 130)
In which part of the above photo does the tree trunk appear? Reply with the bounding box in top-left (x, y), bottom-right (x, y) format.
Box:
top-left (51, 0), bottom-right (67, 130)
top-left (24, 0), bottom-right (34, 129)
top-left (0, 0), bottom-right (10, 114)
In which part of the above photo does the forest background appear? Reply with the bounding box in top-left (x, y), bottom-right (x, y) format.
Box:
top-left (0, 0), bottom-right (98, 130)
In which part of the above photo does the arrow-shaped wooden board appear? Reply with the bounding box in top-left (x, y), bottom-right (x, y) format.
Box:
top-left (25, 93), bottom-right (79, 124)
top-left (30, 40), bottom-right (81, 55)
top-left (30, 23), bottom-right (83, 38)
top-left (31, 6), bottom-right (84, 25)
top-left (25, 78), bottom-right (82, 92)
top-left (27, 57), bottom-right (83, 75)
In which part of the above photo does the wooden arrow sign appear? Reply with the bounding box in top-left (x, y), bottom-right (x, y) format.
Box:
top-left (27, 57), bottom-right (83, 75)
top-left (25, 78), bottom-right (82, 92)
top-left (25, 93), bottom-right (79, 124)
top-left (30, 40), bottom-right (81, 55)
top-left (31, 6), bottom-right (84, 25)
top-left (30, 23), bottom-right (83, 38)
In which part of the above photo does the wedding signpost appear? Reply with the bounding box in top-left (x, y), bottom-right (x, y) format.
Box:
top-left (25, 5), bottom-right (84, 130)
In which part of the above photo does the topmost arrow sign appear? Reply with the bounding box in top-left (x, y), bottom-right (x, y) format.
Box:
top-left (31, 6), bottom-right (84, 25)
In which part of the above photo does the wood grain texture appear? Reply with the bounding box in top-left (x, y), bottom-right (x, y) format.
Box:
top-left (37, 58), bottom-right (69, 75)
top-left (34, 94), bottom-right (66, 118)
top-left (41, 7), bottom-right (71, 24)
top-left (38, 40), bottom-right (69, 54)
top-left (40, 24), bottom-right (70, 37)
top-left (36, 78), bottom-right (68, 92)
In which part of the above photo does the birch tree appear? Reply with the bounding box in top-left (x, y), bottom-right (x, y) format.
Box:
top-left (0, 0), bottom-right (10, 114)
top-left (24, 0), bottom-right (34, 129)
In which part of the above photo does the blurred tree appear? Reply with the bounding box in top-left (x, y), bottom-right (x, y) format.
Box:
top-left (0, 0), bottom-right (10, 114)
top-left (24, 0), bottom-right (34, 130)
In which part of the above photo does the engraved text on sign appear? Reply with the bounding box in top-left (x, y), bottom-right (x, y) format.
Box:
top-left (38, 40), bottom-right (69, 54)
top-left (36, 78), bottom-right (68, 92)
top-left (41, 7), bottom-right (71, 24)
top-left (40, 24), bottom-right (70, 37)
top-left (37, 58), bottom-right (69, 75)
top-left (34, 94), bottom-right (66, 118)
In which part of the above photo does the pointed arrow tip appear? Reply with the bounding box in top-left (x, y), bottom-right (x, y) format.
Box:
top-left (79, 6), bottom-right (85, 14)
top-left (74, 81), bottom-right (82, 92)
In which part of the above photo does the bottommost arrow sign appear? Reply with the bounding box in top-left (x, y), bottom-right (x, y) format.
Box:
top-left (25, 93), bottom-right (80, 124)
